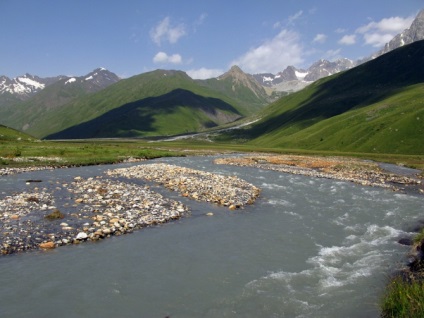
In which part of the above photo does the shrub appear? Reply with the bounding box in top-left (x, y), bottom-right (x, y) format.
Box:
top-left (381, 275), bottom-right (424, 317)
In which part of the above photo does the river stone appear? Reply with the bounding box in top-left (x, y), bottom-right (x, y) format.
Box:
top-left (39, 242), bottom-right (55, 249)
top-left (398, 238), bottom-right (413, 246)
top-left (76, 232), bottom-right (88, 240)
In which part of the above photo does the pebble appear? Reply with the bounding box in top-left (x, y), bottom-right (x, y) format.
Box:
top-left (107, 163), bottom-right (261, 209)
top-left (0, 175), bottom-right (190, 255)
top-left (214, 155), bottom-right (423, 193)
top-left (0, 161), bottom-right (263, 256)
top-left (76, 232), bottom-right (88, 240)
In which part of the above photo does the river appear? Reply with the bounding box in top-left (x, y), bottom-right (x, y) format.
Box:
top-left (0, 155), bottom-right (423, 317)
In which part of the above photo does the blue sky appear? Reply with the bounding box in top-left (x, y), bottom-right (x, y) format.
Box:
top-left (1, 0), bottom-right (422, 79)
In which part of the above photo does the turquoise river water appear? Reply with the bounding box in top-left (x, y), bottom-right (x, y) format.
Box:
top-left (0, 155), bottom-right (423, 318)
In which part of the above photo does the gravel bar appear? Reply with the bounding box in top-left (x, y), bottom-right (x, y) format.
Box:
top-left (107, 163), bottom-right (261, 209)
top-left (0, 176), bottom-right (189, 255)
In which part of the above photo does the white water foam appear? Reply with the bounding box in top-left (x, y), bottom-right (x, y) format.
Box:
top-left (261, 182), bottom-right (289, 191)
top-left (267, 198), bottom-right (295, 208)
top-left (243, 223), bottom-right (404, 316)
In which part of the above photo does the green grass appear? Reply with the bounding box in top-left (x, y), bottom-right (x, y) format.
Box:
top-left (248, 84), bottom-right (424, 154)
top-left (413, 229), bottom-right (424, 245)
top-left (45, 89), bottom-right (243, 139)
top-left (381, 226), bottom-right (424, 318)
top-left (239, 40), bottom-right (424, 155)
top-left (5, 69), bottom-right (268, 139)
top-left (0, 138), bottom-right (185, 168)
top-left (381, 275), bottom-right (424, 318)
top-left (0, 125), bottom-right (36, 142)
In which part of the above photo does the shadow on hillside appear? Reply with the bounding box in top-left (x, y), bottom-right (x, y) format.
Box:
top-left (248, 40), bottom-right (424, 138)
top-left (45, 89), bottom-right (242, 139)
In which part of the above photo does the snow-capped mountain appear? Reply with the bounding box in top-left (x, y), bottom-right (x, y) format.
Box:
top-left (253, 58), bottom-right (354, 92)
top-left (304, 58), bottom-right (355, 81)
top-left (0, 68), bottom-right (120, 101)
top-left (369, 9), bottom-right (424, 60)
top-left (0, 74), bottom-right (65, 100)
top-left (63, 68), bottom-right (120, 93)
top-left (253, 66), bottom-right (307, 87)
top-left (254, 9), bottom-right (424, 93)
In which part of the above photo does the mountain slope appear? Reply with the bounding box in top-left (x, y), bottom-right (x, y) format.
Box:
top-left (199, 65), bottom-right (270, 112)
top-left (0, 124), bottom-right (36, 142)
top-left (46, 89), bottom-right (242, 139)
top-left (373, 9), bottom-right (424, 59)
top-left (0, 73), bottom-right (65, 100)
top-left (0, 68), bottom-right (120, 134)
top-left (17, 68), bottom-right (266, 139)
top-left (240, 40), bottom-right (424, 154)
top-left (0, 73), bottom-right (65, 116)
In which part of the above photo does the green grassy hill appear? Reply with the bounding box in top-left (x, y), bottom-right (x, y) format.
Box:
top-left (0, 124), bottom-right (35, 141)
top-left (46, 89), bottom-right (242, 139)
top-left (198, 65), bottom-right (270, 114)
top-left (0, 69), bottom-right (120, 135)
top-left (12, 69), bottom-right (267, 139)
top-left (1, 79), bottom-right (97, 133)
top-left (240, 40), bottom-right (424, 155)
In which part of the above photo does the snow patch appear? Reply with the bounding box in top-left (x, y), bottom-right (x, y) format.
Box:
top-left (17, 77), bottom-right (45, 89)
top-left (65, 78), bottom-right (76, 85)
top-left (10, 82), bottom-right (28, 94)
top-left (295, 71), bottom-right (308, 80)
top-left (85, 75), bottom-right (93, 81)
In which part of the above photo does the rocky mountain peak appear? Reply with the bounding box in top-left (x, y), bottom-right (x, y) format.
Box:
top-left (82, 68), bottom-right (120, 88)
top-left (218, 65), bottom-right (267, 98)
top-left (373, 9), bottom-right (424, 58)
top-left (0, 68), bottom-right (120, 101)
top-left (218, 65), bottom-right (246, 80)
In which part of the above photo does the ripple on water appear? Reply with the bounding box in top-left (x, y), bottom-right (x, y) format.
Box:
top-left (238, 223), bottom-right (405, 317)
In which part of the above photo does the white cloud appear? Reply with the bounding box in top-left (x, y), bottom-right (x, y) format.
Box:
top-left (363, 33), bottom-right (394, 47)
top-left (335, 28), bottom-right (346, 34)
top-left (288, 10), bottom-right (303, 25)
top-left (153, 52), bottom-right (182, 64)
top-left (356, 15), bottom-right (414, 47)
top-left (231, 29), bottom-right (304, 73)
top-left (338, 34), bottom-right (356, 45)
top-left (357, 16), bottom-right (414, 34)
top-left (186, 68), bottom-right (223, 79)
top-left (313, 33), bottom-right (327, 43)
top-left (150, 17), bottom-right (186, 45)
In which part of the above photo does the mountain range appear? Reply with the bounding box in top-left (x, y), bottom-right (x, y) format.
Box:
top-left (239, 39), bottom-right (424, 154)
top-left (3, 67), bottom-right (269, 139)
top-left (0, 9), bottom-right (423, 155)
top-left (254, 9), bottom-right (424, 93)
top-left (2, 9), bottom-right (422, 102)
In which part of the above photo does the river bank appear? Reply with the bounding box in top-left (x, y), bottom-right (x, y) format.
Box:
top-left (214, 154), bottom-right (423, 195)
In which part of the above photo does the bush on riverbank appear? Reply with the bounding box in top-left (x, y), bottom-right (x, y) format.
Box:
top-left (381, 275), bottom-right (424, 317)
top-left (381, 230), bottom-right (424, 317)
